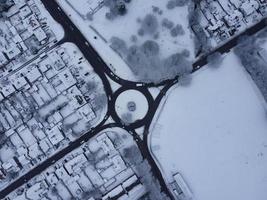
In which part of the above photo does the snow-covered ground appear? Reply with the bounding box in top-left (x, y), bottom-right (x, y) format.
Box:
top-left (115, 89), bottom-right (148, 124)
top-left (57, 0), bottom-right (195, 82)
top-left (149, 52), bottom-right (267, 200)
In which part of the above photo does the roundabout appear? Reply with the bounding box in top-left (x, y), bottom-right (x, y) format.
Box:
top-left (111, 87), bottom-right (153, 128)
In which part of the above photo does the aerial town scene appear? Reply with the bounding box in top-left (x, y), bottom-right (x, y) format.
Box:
top-left (0, 0), bottom-right (267, 200)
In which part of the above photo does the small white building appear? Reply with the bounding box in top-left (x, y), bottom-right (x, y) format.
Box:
top-left (47, 126), bottom-right (64, 146)
top-left (172, 173), bottom-right (193, 200)
top-left (0, 52), bottom-right (8, 66)
top-left (5, 44), bottom-right (21, 60)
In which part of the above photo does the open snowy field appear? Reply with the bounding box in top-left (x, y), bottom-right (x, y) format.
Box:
top-left (57, 0), bottom-right (195, 82)
top-left (149, 52), bottom-right (267, 200)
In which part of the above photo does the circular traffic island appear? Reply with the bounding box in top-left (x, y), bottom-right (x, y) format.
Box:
top-left (114, 89), bottom-right (150, 126)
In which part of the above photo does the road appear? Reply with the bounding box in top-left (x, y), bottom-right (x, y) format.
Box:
top-left (41, 0), bottom-right (175, 198)
top-left (0, 0), bottom-right (173, 198)
top-left (193, 17), bottom-right (267, 70)
top-left (1, 0), bottom-right (267, 199)
top-left (0, 123), bottom-right (119, 199)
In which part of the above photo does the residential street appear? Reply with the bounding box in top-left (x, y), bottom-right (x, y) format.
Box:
top-left (1, 0), bottom-right (267, 199)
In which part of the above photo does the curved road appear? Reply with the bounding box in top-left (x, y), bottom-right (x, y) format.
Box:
top-left (0, 0), bottom-right (175, 198)
top-left (1, 0), bottom-right (267, 199)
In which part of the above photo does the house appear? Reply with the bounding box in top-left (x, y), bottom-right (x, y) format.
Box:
top-left (56, 69), bottom-right (77, 92)
top-left (26, 181), bottom-right (48, 200)
top-left (0, 168), bottom-right (6, 179)
top-left (49, 51), bottom-right (65, 71)
top-left (10, 74), bottom-right (28, 90)
top-left (77, 104), bottom-right (96, 122)
top-left (65, 179), bottom-right (83, 199)
top-left (64, 153), bottom-right (88, 175)
top-left (5, 44), bottom-right (21, 60)
top-left (0, 52), bottom-right (8, 67)
top-left (0, 82), bottom-right (16, 97)
top-left (102, 185), bottom-right (124, 200)
top-left (172, 173), bottom-right (193, 200)
top-left (45, 172), bottom-right (59, 186)
top-left (28, 143), bottom-right (43, 159)
top-left (122, 175), bottom-right (138, 189)
top-left (13, 0), bottom-right (27, 8)
top-left (2, 158), bottom-right (19, 173)
top-left (19, 5), bottom-right (32, 19)
top-left (25, 14), bottom-right (40, 31)
top-left (0, 93), bottom-right (4, 101)
top-left (47, 126), bottom-right (64, 146)
top-left (97, 134), bottom-right (115, 154)
top-left (17, 154), bottom-right (30, 166)
top-left (55, 166), bottom-right (70, 181)
top-left (17, 126), bottom-right (37, 147)
top-left (240, 1), bottom-right (259, 16)
top-left (39, 138), bottom-right (52, 154)
top-left (99, 155), bottom-right (126, 181)
top-left (33, 27), bottom-right (47, 43)
top-left (23, 65), bottom-right (42, 83)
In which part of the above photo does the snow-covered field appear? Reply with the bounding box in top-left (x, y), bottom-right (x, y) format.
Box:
top-left (57, 0), bottom-right (194, 82)
top-left (149, 52), bottom-right (267, 200)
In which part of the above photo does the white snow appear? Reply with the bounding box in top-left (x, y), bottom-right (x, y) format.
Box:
top-left (115, 89), bottom-right (148, 123)
top-left (90, 0), bottom-right (194, 58)
top-left (57, 0), bottom-right (195, 81)
top-left (149, 52), bottom-right (267, 200)
top-left (0, 146), bottom-right (15, 163)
